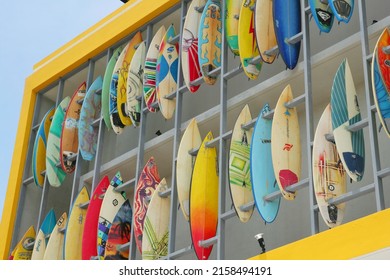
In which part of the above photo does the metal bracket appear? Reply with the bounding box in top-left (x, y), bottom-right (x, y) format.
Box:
top-left (164, 91), bottom-right (177, 100)
top-left (239, 201), bottom-right (255, 212)
top-left (286, 32), bottom-right (303, 45)
top-left (77, 98), bottom-right (85, 105)
top-left (347, 118), bottom-right (368, 132)
top-left (249, 55), bottom-right (262, 65)
top-left (383, 45), bottom-right (390, 54)
top-left (264, 178), bottom-right (310, 201)
top-left (195, 5), bottom-right (205, 13)
top-left (168, 34), bottom-right (180, 45)
top-left (199, 236), bottom-right (218, 248)
top-left (285, 94), bottom-right (306, 109)
top-left (264, 45), bottom-right (279, 57)
top-left (158, 188), bottom-right (172, 198)
top-left (114, 178), bottom-right (136, 193)
top-left (241, 118), bottom-right (257, 130)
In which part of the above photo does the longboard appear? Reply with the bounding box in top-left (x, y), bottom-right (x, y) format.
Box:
top-left (190, 131), bottom-right (218, 260)
top-left (250, 104), bottom-right (280, 223)
top-left (143, 25), bottom-right (166, 113)
top-left (313, 104), bottom-right (347, 228)
top-left (104, 199), bottom-right (132, 260)
top-left (228, 105), bottom-right (254, 223)
top-left (309, 0), bottom-right (334, 33)
top-left (82, 175), bottom-right (110, 260)
top-left (102, 45), bottom-right (124, 130)
top-left (176, 118), bottom-right (202, 221)
top-left (271, 84), bottom-right (301, 200)
top-left (134, 157), bottom-right (161, 254)
top-left (255, 0), bottom-right (278, 64)
top-left (43, 212), bottom-right (67, 260)
top-left (64, 186), bottom-right (89, 260)
top-left (329, 0), bottom-right (354, 23)
top-left (10, 226), bottom-right (35, 260)
top-left (225, 0), bottom-right (241, 56)
top-left (273, 0), bottom-right (301, 69)
top-left (117, 31), bottom-right (143, 127)
top-left (156, 24), bottom-right (178, 120)
top-left (182, 0), bottom-right (205, 93)
top-left (60, 82), bottom-right (86, 173)
top-left (79, 76), bottom-right (103, 161)
top-left (97, 172), bottom-right (126, 259)
top-left (142, 178), bottom-right (170, 260)
top-left (238, 0), bottom-right (262, 80)
top-left (46, 97), bottom-right (70, 187)
top-left (32, 107), bottom-right (54, 188)
top-left (331, 59), bottom-right (365, 182)
top-left (198, 0), bottom-right (222, 85)
top-left (127, 41), bottom-right (146, 126)
top-left (31, 208), bottom-right (56, 260)
top-left (372, 44), bottom-right (390, 138)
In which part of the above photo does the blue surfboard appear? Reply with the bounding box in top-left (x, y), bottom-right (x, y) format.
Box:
top-left (309, 0), bottom-right (334, 33)
top-left (250, 104), bottom-right (280, 223)
top-left (273, 0), bottom-right (301, 70)
top-left (329, 0), bottom-right (354, 24)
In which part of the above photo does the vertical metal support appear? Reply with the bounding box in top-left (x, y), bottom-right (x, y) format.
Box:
top-left (217, 0), bottom-right (227, 260)
top-left (167, 0), bottom-right (187, 259)
top-left (357, 0), bottom-right (385, 210)
top-left (56, 79), bottom-right (65, 106)
top-left (91, 50), bottom-right (112, 193)
top-left (69, 59), bottom-right (95, 212)
top-left (301, 0), bottom-right (318, 234)
top-left (129, 24), bottom-right (153, 260)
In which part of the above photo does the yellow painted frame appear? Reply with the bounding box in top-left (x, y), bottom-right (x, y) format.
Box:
top-left (249, 208), bottom-right (390, 260)
top-left (0, 0), bottom-right (180, 260)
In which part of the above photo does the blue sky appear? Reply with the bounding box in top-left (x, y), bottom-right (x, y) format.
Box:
top-left (0, 1), bottom-right (123, 226)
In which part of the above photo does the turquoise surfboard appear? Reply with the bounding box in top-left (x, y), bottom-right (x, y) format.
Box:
top-left (329, 0), bottom-right (354, 23)
top-left (31, 208), bottom-right (56, 259)
top-left (309, 0), bottom-right (334, 33)
top-left (273, 0), bottom-right (301, 69)
top-left (79, 76), bottom-right (103, 161)
top-left (250, 104), bottom-right (280, 223)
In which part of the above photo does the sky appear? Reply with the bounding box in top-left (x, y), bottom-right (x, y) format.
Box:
top-left (0, 1), bottom-right (123, 226)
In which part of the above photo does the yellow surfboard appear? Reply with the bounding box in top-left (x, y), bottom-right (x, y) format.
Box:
top-left (228, 105), bottom-right (254, 223)
top-left (190, 131), bottom-right (219, 260)
top-left (176, 118), bottom-right (202, 221)
top-left (43, 212), bottom-right (67, 260)
top-left (117, 31), bottom-right (143, 127)
top-left (255, 0), bottom-right (278, 64)
top-left (225, 0), bottom-right (241, 56)
top-left (271, 85), bottom-right (301, 200)
top-left (10, 226), bottom-right (35, 260)
top-left (64, 186), bottom-right (89, 260)
top-left (238, 0), bottom-right (262, 80)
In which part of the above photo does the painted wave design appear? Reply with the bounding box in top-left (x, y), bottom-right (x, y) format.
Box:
top-left (331, 61), bottom-right (349, 129)
top-left (373, 56), bottom-right (390, 133)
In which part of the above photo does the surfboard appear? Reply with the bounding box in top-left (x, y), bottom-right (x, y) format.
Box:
top-left (78, 76), bottom-right (103, 161)
top-left (273, 0), bottom-right (301, 70)
top-left (309, 0), bottom-right (334, 33)
top-left (31, 208), bottom-right (56, 260)
top-left (238, 0), bottom-right (262, 80)
top-left (271, 84), bottom-right (301, 200)
top-left (117, 31), bottom-right (143, 127)
top-left (329, 0), bottom-right (354, 23)
top-left (182, 0), bottom-right (205, 93)
top-left (110, 44), bottom-right (129, 134)
top-left (250, 104), bottom-right (280, 223)
top-left (372, 46), bottom-right (390, 138)
top-left (375, 28), bottom-right (390, 93)
top-left (104, 199), bottom-right (132, 260)
top-left (331, 58), bottom-right (365, 182)
top-left (32, 107), bottom-right (54, 188)
top-left (60, 82), bottom-right (86, 173)
top-left (143, 25), bottom-right (166, 113)
top-left (102, 45), bottom-right (124, 130)
top-left (255, 0), bottom-right (278, 64)
top-left (10, 226), bottom-right (35, 260)
top-left (126, 41), bottom-right (146, 126)
top-left (97, 172), bottom-right (126, 259)
top-left (43, 212), bottom-right (67, 260)
top-left (198, 0), bottom-right (222, 85)
top-left (176, 118), bottom-right (202, 221)
top-left (225, 0), bottom-right (241, 56)
top-left (64, 186), bottom-right (89, 260)
top-left (228, 105), bottom-right (254, 223)
top-left (134, 157), bottom-right (161, 254)
top-left (46, 97), bottom-right (70, 187)
top-left (313, 104), bottom-right (347, 228)
top-left (82, 175), bottom-right (110, 260)
top-left (190, 131), bottom-right (218, 260)
top-left (156, 24), bottom-right (178, 120)
top-left (142, 178), bottom-right (170, 260)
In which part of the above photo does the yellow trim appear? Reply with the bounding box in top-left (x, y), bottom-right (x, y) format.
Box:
top-left (249, 208), bottom-right (390, 260)
top-left (0, 0), bottom-right (180, 260)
